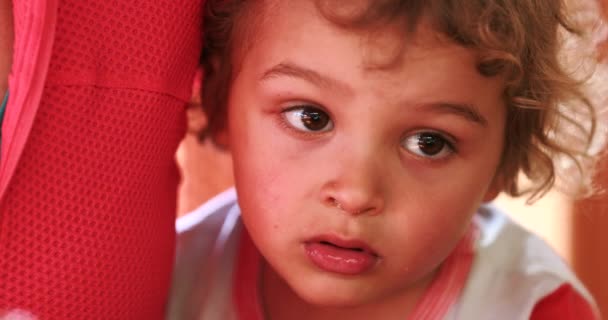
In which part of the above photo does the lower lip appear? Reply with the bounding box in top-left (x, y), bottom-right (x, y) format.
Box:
top-left (304, 242), bottom-right (378, 275)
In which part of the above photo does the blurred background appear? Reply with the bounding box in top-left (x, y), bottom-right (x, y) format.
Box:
top-left (176, 0), bottom-right (608, 315)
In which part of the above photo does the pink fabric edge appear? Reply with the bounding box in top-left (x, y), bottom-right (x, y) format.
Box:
top-left (0, 0), bottom-right (58, 202)
top-left (406, 226), bottom-right (477, 319)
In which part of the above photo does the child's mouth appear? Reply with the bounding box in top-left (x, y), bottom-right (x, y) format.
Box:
top-left (320, 241), bottom-right (364, 251)
top-left (304, 236), bottom-right (379, 275)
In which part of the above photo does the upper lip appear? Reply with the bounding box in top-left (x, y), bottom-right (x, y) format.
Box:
top-left (305, 234), bottom-right (380, 257)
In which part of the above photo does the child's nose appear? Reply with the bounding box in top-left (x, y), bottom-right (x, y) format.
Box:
top-left (322, 189), bottom-right (384, 216)
top-left (319, 161), bottom-right (386, 216)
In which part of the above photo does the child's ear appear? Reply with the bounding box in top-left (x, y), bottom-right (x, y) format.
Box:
top-left (202, 54), bottom-right (231, 150)
top-left (213, 126), bottom-right (230, 150)
top-left (207, 55), bottom-right (221, 75)
top-left (482, 176), bottom-right (503, 203)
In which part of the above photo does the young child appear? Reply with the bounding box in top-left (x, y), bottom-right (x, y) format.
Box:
top-left (168, 0), bottom-right (602, 319)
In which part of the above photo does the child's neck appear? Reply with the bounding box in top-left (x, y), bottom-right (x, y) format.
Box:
top-left (260, 261), bottom-right (437, 320)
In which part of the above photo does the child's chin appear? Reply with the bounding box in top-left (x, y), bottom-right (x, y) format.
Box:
top-left (290, 279), bottom-right (379, 308)
top-left (298, 291), bottom-right (370, 308)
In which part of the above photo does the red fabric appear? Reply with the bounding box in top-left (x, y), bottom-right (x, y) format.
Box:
top-left (530, 284), bottom-right (599, 320)
top-left (0, 0), bottom-right (202, 319)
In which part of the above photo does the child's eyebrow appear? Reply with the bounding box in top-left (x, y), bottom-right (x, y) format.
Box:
top-left (260, 62), bottom-right (353, 95)
top-left (260, 62), bottom-right (488, 127)
top-left (414, 102), bottom-right (488, 127)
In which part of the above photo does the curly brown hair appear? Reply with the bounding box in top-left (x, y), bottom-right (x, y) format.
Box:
top-left (199, 0), bottom-right (600, 201)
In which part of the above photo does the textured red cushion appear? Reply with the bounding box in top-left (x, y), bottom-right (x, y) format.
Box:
top-left (0, 0), bottom-right (202, 318)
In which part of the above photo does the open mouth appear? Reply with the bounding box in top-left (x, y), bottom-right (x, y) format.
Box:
top-left (320, 241), bottom-right (366, 252)
top-left (304, 236), bottom-right (379, 275)
top-left (312, 236), bottom-right (379, 256)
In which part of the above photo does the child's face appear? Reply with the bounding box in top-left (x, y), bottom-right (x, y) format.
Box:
top-left (226, 1), bottom-right (506, 308)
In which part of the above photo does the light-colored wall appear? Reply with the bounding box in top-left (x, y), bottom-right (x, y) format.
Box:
top-left (494, 192), bottom-right (573, 263)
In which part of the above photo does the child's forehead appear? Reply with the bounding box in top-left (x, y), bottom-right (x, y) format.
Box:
top-left (241, 1), bottom-right (473, 73)
top-left (253, 0), bottom-right (432, 36)
top-left (240, 7), bottom-right (502, 105)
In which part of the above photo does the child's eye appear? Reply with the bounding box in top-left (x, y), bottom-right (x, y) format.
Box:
top-left (401, 132), bottom-right (455, 159)
top-left (282, 106), bottom-right (333, 132)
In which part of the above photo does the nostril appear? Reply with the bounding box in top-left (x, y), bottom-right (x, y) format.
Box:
top-left (326, 196), bottom-right (376, 215)
top-left (322, 185), bottom-right (384, 216)
top-left (329, 197), bottom-right (344, 211)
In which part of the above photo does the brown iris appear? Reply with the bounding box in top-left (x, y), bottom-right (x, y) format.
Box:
top-left (418, 133), bottom-right (446, 156)
top-left (299, 108), bottom-right (330, 131)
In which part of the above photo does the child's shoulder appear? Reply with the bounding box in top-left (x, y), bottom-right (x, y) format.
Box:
top-left (474, 205), bottom-right (574, 272)
top-left (168, 188), bottom-right (241, 320)
top-left (175, 187), bottom-right (239, 237)
top-left (473, 205), bottom-right (585, 287)
top-left (450, 205), bottom-right (598, 319)
top-left (173, 186), bottom-right (241, 269)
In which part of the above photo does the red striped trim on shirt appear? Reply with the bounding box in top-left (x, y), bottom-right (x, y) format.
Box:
top-left (233, 225), bottom-right (477, 320)
top-left (406, 226), bottom-right (477, 319)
